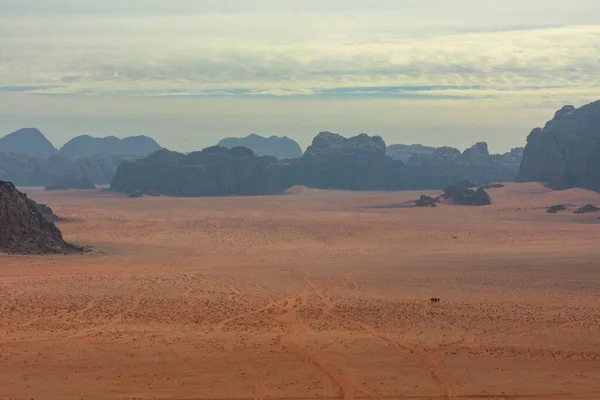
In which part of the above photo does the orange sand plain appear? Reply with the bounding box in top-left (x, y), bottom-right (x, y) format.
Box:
top-left (1, 183), bottom-right (599, 400)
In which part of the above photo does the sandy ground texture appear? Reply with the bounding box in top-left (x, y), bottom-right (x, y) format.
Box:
top-left (1, 183), bottom-right (599, 400)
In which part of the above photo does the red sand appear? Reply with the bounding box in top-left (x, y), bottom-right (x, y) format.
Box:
top-left (1, 183), bottom-right (599, 400)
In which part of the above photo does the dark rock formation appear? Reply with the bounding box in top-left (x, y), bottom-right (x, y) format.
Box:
top-left (0, 152), bottom-right (135, 186)
top-left (573, 204), bottom-right (599, 214)
top-left (517, 101), bottom-right (600, 190)
top-left (285, 132), bottom-right (407, 191)
top-left (45, 175), bottom-right (96, 191)
top-left (442, 181), bottom-right (491, 206)
top-left (481, 183), bottom-right (505, 189)
top-left (0, 128), bottom-right (58, 159)
top-left (407, 143), bottom-right (523, 190)
top-left (59, 135), bottom-right (161, 158)
top-left (111, 132), bottom-right (408, 196)
top-left (547, 205), bottom-right (566, 213)
top-left (0, 181), bottom-right (81, 254)
top-left (110, 147), bottom-right (285, 197)
top-left (217, 134), bottom-right (303, 159)
top-left (415, 195), bottom-right (438, 207)
top-left (387, 144), bottom-right (436, 163)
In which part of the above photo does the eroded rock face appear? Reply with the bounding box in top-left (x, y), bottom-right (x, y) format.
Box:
top-left (407, 143), bottom-right (523, 190)
top-left (0, 181), bottom-right (81, 254)
top-left (110, 147), bottom-right (285, 197)
top-left (287, 132), bottom-right (407, 191)
top-left (516, 100), bottom-right (600, 191)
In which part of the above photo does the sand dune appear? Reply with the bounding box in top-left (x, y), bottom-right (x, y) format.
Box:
top-left (1, 184), bottom-right (599, 400)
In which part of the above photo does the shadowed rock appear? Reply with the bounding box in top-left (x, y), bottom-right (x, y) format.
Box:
top-left (517, 100), bottom-right (600, 191)
top-left (415, 195), bottom-right (438, 207)
top-left (0, 181), bottom-right (82, 254)
top-left (547, 205), bottom-right (566, 213)
top-left (442, 181), bottom-right (491, 206)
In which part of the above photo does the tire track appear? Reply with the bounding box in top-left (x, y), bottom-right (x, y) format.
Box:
top-left (303, 271), bottom-right (460, 400)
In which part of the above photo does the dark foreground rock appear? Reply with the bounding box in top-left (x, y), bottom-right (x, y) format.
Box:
top-left (574, 204), bottom-right (600, 214)
top-left (407, 143), bottom-right (523, 190)
top-left (45, 175), bottom-right (96, 191)
top-left (0, 181), bottom-right (82, 254)
top-left (443, 181), bottom-right (491, 206)
top-left (517, 100), bottom-right (600, 191)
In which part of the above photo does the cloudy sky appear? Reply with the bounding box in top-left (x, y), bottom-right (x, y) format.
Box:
top-left (1, 0), bottom-right (599, 152)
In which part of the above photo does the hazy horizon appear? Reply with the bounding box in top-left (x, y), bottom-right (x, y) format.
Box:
top-left (1, 0), bottom-right (599, 153)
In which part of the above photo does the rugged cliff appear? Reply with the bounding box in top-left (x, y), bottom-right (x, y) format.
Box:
top-left (516, 101), bottom-right (600, 190)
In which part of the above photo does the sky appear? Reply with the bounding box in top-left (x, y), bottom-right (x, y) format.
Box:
top-left (1, 0), bottom-right (599, 153)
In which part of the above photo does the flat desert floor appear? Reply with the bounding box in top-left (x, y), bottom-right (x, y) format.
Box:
top-left (1, 183), bottom-right (599, 400)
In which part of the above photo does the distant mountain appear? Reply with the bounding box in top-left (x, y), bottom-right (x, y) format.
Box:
top-left (0, 128), bottom-right (58, 159)
top-left (517, 100), bottom-right (600, 191)
top-left (217, 134), bottom-right (303, 159)
top-left (386, 144), bottom-right (437, 163)
top-left (0, 152), bottom-right (137, 186)
top-left (59, 135), bottom-right (161, 158)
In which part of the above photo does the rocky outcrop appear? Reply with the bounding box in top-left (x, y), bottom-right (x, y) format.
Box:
top-left (442, 181), bottom-right (491, 206)
top-left (415, 195), bottom-right (438, 207)
top-left (0, 128), bottom-right (58, 159)
top-left (59, 135), bottom-right (161, 158)
top-left (574, 204), bottom-right (599, 214)
top-left (387, 144), bottom-right (436, 163)
top-left (407, 143), bottom-right (523, 190)
top-left (0, 181), bottom-right (81, 254)
top-left (547, 205), bottom-right (566, 213)
top-left (285, 132), bottom-right (407, 191)
top-left (45, 175), bottom-right (96, 191)
top-left (110, 147), bottom-right (285, 197)
top-left (0, 152), bottom-right (136, 186)
top-left (217, 134), bottom-right (303, 159)
top-left (516, 100), bottom-right (600, 191)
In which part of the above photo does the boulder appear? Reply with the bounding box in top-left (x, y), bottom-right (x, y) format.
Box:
top-left (0, 181), bottom-right (82, 254)
top-left (547, 205), bottom-right (566, 213)
top-left (415, 195), bottom-right (438, 207)
top-left (516, 100), bottom-right (600, 190)
top-left (442, 181), bottom-right (491, 206)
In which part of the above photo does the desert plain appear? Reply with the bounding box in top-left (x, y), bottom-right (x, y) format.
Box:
top-left (1, 183), bottom-right (599, 400)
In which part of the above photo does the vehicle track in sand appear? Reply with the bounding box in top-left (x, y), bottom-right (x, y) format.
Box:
top-left (302, 270), bottom-right (460, 400)
top-left (273, 295), bottom-right (383, 400)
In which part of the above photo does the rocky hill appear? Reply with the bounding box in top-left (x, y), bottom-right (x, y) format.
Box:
top-left (0, 152), bottom-right (136, 186)
top-left (516, 101), bottom-right (600, 191)
top-left (110, 147), bottom-right (285, 197)
top-left (387, 144), bottom-right (436, 163)
top-left (59, 135), bottom-right (161, 158)
top-left (285, 132), bottom-right (408, 190)
top-left (217, 134), bottom-right (303, 159)
top-left (0, 181), bottom-right (81, 254)
top-left (407, 142), bottom-right (523, 190)
top-left (0, 128), bottom-right (58, 159)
